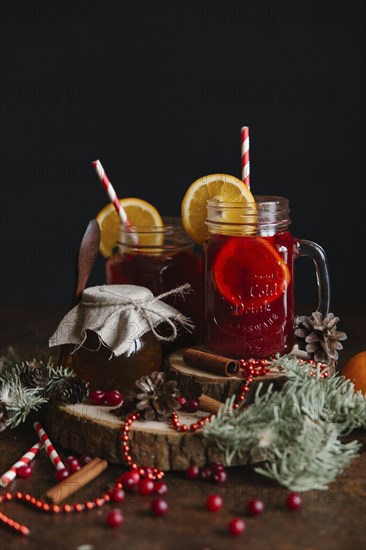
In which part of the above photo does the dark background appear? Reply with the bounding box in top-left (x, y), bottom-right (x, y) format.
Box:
top-left (0, 0), bottom-right (365, 314)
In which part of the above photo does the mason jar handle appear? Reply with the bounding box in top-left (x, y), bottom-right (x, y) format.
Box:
top-left (297, 239), bottom-right (330, 316)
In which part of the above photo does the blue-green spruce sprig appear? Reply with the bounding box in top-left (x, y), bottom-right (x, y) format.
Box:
top-left (204, 355), bottom-right (366, 492)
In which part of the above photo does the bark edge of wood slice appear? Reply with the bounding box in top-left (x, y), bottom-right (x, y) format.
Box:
top-left (45, 400), bottom-right (266, 470)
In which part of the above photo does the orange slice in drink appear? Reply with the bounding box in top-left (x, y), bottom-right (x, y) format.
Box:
top-left (181, 174), bottom-right (255, 245)
top-left (213, 236), bottom-right (291, 310)
top-left (96, 198), bottom-right (163, 258)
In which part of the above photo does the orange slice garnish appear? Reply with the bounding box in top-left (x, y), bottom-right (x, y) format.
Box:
top-left (213, 236), bottom-right (291, 310)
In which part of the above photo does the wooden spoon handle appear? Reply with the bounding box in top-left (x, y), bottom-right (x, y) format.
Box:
top-left (72, 219), bottom-right (101, 306)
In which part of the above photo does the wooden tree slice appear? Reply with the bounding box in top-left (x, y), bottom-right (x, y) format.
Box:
top-left (46, 348), bottom-right (308, 470)
top-left (164, 349), bottom-right (288, 403)
top-left (46, 400), bottom-right (266, 470)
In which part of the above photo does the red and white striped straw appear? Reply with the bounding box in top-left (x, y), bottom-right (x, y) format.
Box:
top-left (0, 442), bottom-right (42, 487)
top-left (92, 159), bottom-right (131, 226)
top-left (241, 126), bottom-right (250, 189)
top-left (33, 422), bottom-right (66, 472)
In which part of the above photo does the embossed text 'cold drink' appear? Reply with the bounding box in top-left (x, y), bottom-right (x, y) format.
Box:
top-left (203, 197), bottom-right (330, 358)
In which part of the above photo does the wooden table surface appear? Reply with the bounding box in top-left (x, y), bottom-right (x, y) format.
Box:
top-left (0, 306), bottom-right (365, 550)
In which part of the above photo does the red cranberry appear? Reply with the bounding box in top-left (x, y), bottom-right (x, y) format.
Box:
top-left (206, 494), bottom-right (223, 512)
top-left (151, 498), bottom-right (168, 516)
top-left (199, 466), bottom-right (213, 481)
top-left (79, 454), bottom-right (92, 466)
top-left (90, 390), bottom-right (106, 405)
top-left (186, 465), bottom-right (200, 480)
top-left (66, 456), bottom-right (80, 472)
top-left (176, 396), bottom-right (187, 410)
top-left (110, 488), bottom-right (125, 503)
top-left (154, 482), bottom-right (168, 495)
top-left (69, 462), bottom-right (81, 473)
top-left (285, 492), bottom-right (302, 511)
top-left (55, 468), bottom-right (69, 482)
top-left (138, 478), bottom-right (155, 495)
top-left (129, 471), bottom-right (141, 484)
top-left (211, 462), bottom-right (225, 474)
top-left (107, 509), bottom-right (124, 527)
top-left (246, 498), bottom-right (265, 517)
top-left (17, 465), bottom-right (32, 478)
top-left (213, 470), bottom-right (227, 484)
top-left (143, 466), bottom-right (154, 478)
top-left (186, 399), bottom-right (199, 413)
top-left (228, 518), bottom-right (246, 536)
top-left (122, 471), bottom-right (140, 488)
top-left (105, 390), bottom-right (123, 407)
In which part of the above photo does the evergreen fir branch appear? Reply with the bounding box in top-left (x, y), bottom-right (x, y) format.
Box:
top-left (255, 418), bottom-right (361, 491)
top-left (274, 355), bottom-right (366, 433)
top-left (204, 354), bottom-right (366, 492)
top-left (46, 365), bottom-right (76, 394)
top-left (1, 379), bottom-right (48, 429)
top-left (0, 355), bottom-right (85, 430)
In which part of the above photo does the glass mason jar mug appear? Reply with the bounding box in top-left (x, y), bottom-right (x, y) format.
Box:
top-left (203, 196), bottom-right (330, 358)
top-left (106, 217), bottom-right (202, 347)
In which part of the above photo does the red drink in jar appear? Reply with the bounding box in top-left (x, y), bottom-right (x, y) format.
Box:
top-left (203, 197), bottom-right (330, 358)
top-left (106, 218), bottom-right (202, 347)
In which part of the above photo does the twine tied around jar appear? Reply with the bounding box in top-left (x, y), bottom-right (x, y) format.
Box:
top-left (49, 284), bottom-right (195, 357)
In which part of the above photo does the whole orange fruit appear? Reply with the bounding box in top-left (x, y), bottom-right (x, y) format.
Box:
top-left (341, 351), bottom-right (366, 394)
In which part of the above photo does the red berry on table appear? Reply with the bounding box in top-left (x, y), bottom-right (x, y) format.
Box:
top-left (69, 461), bottom-right (81, 473)
top-left (55, 468), bottom-right (69, 482)
top-left (213, 470), bottom-right (227, 484)
top-left (206, 494), bottom-right (223, 512)
top-left (228, 518), bottom-right (246, 536)
top-left (211, 462), bottom-right (225, 474)
top-left (110, 488), bottom-right (125, 503)
top-left (90, 390), bottom-right (106, 405)
top-left (151, 498), bottom-right (168, 516)
top-left (186, 464), bottom-right (200, 480)
top-left (66, 456), bottom-right (80, 470)
top-left (122, 471), bottom-right (140, 488)
top-left (79, 454), bottom-right (92, 466)
top-left (285, 492), bottom-right (302, 511)
top-left (129, 470), bottom-right (141, 484)
top-left (107, 509), bottom-right (124, 527)
top-left (186, 399), bottom-right (199, 413)
top-left (154, 481), bottom-right (168, 495)
top-left (138, 478), bottom-right (155, 495)
top-left (176, 396), bottom-right (187, 410)
top-left (199, 466), bottom-right (213, 481)
top-left (17, 465), bottom-right (32, 478)
top-left (246, 498), bottom-right (265, 517)
top-left (105, 390), bottom-right (123, 407)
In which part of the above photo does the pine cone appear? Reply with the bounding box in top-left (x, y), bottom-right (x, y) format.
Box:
top-left (20, 360), bottom-right (48, 388)
top-left (134, 371), bottom-right (181, 421)
top-left (295, 312), bottom-right (347, 363)
top-left (53, 376), bottom-right (89, 404)
top-left (0, 401), bottom-right (8, 431)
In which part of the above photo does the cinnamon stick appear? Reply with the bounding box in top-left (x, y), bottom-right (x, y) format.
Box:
top-left (183, 348), bottom-right (240, 377)
top-left (198, 394), bottom-right (222, 414)
top-left (44, 457), bottom-right (108, 504)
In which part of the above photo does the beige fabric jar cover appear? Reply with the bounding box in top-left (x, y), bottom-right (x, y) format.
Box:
top-left (49, 284), bottom-right (194, 356)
